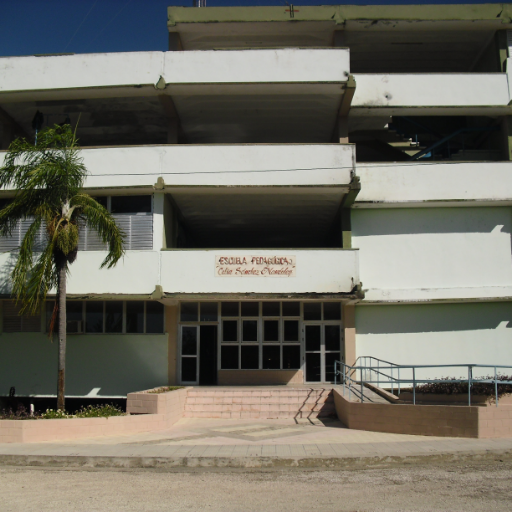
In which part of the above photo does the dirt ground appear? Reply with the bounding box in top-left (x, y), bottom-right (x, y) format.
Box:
top-left (1, 461), bottom-right (511, 511)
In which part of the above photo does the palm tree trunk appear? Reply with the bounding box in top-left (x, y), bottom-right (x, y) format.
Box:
top-left (57, 261), bottom-right (67, 411)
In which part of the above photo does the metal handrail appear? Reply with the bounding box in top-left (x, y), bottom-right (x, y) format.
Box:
top-left (334, 359), bottom-right (512, 407)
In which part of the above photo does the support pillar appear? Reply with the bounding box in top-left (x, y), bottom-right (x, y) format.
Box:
top-left (343, 305), bottom-right (356, 367)
top-left (502, 117), bottom-right (512, 161)
top-left (166, 305), bottom-right (179, 385)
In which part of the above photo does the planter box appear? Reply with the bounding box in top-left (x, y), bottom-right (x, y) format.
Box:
top-left (0, 387), bottom-right (191, 443)
top-left (0, 413), bottom-right (168, 443)
top-left (126, 386), bottom-right (190, 419)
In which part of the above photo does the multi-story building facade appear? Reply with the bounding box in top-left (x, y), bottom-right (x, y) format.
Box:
top-left (1, 4), bottom-right (512, 398)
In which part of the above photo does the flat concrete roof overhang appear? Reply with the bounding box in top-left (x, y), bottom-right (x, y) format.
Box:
top-left (168, 5), bottom-right (512, 73)
top-left (0, 49), bottom-right (351, 145)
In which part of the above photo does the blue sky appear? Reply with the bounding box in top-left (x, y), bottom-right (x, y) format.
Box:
top-left (0, 0), bottom-right (501, 57)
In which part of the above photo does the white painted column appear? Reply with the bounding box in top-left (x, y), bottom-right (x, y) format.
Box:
top-left (152, 192), bottom-right (165, 251)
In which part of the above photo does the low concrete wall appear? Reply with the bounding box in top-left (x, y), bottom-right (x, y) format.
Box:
top-left (0, 413), bottom-right (169, 443)
top-left (126, 387), bottom-right (189, 424)
top-left (0, 387), bottom-right (190, 443)
top-left (333, 388), bottom-right (512, 438)
top-left (217, 370), bottom-right (303, 386)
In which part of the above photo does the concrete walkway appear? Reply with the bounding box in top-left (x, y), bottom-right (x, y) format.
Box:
top-left (1, 417), bottom-right (512, 468)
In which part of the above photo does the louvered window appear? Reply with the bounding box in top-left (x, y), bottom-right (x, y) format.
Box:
top-left (3, 301), bottom-right (41, 333)
top-left (78, 195), bottom-right (153, 251)
top-left (0, 218), bottom-right (45, 252)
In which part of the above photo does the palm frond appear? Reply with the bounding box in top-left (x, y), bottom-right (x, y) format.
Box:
top-left (71, 194), bottom-right (125, 268)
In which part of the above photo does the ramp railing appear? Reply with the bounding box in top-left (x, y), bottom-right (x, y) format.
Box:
top-left (334, 357), bottom-right (512, 407)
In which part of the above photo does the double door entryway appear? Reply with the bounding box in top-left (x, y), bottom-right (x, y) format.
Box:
top-left (178, 301), bottom-right (344, 385)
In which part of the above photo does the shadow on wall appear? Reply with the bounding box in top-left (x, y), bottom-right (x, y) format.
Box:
top-left (352, 207), bottom-right (512, 237)
top-left (356, 303), bottom-right (512, 335)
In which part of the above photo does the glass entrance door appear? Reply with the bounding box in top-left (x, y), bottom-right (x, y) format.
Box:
top-left (181, 325), bottom-right (199, 384)
top-left (304, 324), bottom-right (343, 383)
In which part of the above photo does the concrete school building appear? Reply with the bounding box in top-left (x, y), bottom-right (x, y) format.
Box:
top-left (0, 4), bottom-right (512, 399)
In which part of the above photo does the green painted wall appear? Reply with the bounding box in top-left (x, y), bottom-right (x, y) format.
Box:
top-left (0, 333), bottom-right (168, 396)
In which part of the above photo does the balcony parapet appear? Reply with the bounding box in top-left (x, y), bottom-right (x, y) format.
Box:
top-left (0, 144), bottom-right (355, 191)
top-left (352, 73), bottom-right (511, 116)
top-left (0, 249), bottom-right (360, 298)
top-left (0, 49), bottom-right (350, 100)
top-left (354, 161), bottom-right (512, 208)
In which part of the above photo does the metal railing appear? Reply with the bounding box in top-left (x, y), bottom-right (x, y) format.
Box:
top-left (334, 357), bottom-right (512, 407)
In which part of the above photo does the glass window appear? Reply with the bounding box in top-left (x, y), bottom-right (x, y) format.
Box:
top-left (263, 320), bottom-right (279, 342)
top-left (221, 302), bottom-right (239, 317)
top-left (241, 346), bottom-right (259, 369)
top-left (241, 302), bottom-right (259, 317)
top-left (222, 320), bottom-right (238, 342)
top-left (283, 345), bottom-right (301, 370)
top-left (305, 325), bottom-right (321, 351)
top-left (325, 325), bottom-right (341, 351)
top-left (200, 302), bottom-right (218, 322)
top-left (105, 301), bottom-right (123, 333)
top-left (65, 301), bottom-right (83, 333)
top-left (221, 346), bottom-right (239, 370)
top-left (126, 301), bottom-right (144, 333)
top-left (86, 302), bottom-right (104, 333)
top-left (146, 302), bottom-right (164, 333)
top-left (323, 302), bottom-right (341, 321)
top-left (303, 302), bottom-right (321, 321)
top-left (282, 302), bottom-right (300, 317)
top-left (262, 346), bottom-right (280, 369)
top-left (181, 302), bottom-right (198, 322)
top-left (111, 195), bottom-right (152, 214)
top-left (181, 357), bottom-right (196, 382)
top-left (182, 327), bottom-right (197, 356)
top-left (242, 320), bottom-right (258, 342)
top-left (284, 320), bottom-right (299, 342)
top-left (262, 302), bottom-right (280, 317)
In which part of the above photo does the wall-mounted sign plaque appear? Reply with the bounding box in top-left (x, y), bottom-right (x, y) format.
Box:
top-left (215, 255), bottom-right (296, 277)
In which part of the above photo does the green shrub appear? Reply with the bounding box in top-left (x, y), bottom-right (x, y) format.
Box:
top-left (40, 404), bottom-right (125, 419)
top-left (0, 405), bottom-right (36, 420)
top-left (415, 375), bottom-right (512, 398)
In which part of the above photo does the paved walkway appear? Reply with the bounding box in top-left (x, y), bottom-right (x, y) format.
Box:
top-left (1, 417), bottom-right (512, 468)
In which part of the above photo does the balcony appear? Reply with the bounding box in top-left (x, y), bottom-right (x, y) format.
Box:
top-left (0, 49), bottom-right (351, 146)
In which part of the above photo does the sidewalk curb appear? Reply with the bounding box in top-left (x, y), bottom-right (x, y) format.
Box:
top-left (1, 449), bottom-right (511, 470)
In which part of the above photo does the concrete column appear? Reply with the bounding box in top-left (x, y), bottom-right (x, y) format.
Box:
top-left (503, 117), bottom-right (512, 161)
top-left (336, 117), bottom-right (349, 144)
top-left (341, 208), bottom-right (352, 249)
top-left (152, 192), bottom-right (165, 251)
top-left (166, 305), bottom-right (179, 385)
top-left (168, 32), bottom-right (183, 51)
top-left (167, 119), bottom-right (179, 144)
top-left (343, 304), bottom-right (356, 366)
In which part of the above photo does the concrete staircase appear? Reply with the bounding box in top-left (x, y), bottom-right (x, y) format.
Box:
top-left (183, 387), bottom-right (336, 419)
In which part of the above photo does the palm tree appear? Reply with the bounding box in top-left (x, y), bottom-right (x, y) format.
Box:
top-left (0, 124), bottom-right (124, 410)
